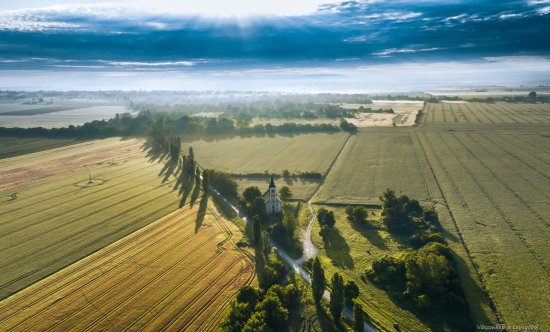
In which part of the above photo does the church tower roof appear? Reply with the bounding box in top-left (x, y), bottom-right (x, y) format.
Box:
top-left (269, 176), bottom-right (276, 188)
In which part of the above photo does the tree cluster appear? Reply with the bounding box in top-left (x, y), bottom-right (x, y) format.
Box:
top-left (345, 205), bottom-right (368, 223)
top-left (367, 242), bottom-right (466, 312)
top-left (206, 170), bottom-right (239, 201)
top-left (220, 280), bottom-right (300, 332)
top-left (316, 208), bottom-right (336, 228)
top-left (240, 186), bottom-right (268, 223)
top-left (339, 119), bottom-right (358, 133)
top-left (311, 258), bottom-right (361, 326)
top-left (379, 189), bottom-right (439, 234)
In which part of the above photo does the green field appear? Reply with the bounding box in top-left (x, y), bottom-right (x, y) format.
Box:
top-left (0, 139), bottom-right (184, 299)
top-left (423, 102), bottom-right (550, 125)
top-left (316, 130), bottom-right (442, 204)
top-left (309, 205), bottom-right (480, 331)
top-left (416, 129), bottom-right (550, 328)
top-left (311, 102), bottom-right (550, 330)
top-left (182, 132), bottom-right (349, 174)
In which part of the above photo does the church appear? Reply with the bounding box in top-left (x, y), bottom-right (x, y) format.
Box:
top-left (263, 176), bottom-right (282, 214)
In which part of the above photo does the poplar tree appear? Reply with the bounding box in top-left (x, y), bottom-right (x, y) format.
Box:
top-left (353, 302), bottom-right (365, 332)
top-left (312, 258), bottom-right (325, 303)
top-left (330, 273), bottom-right (344, 322)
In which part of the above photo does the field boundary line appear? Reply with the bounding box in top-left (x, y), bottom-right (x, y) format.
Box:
top-left (74, 230), bottom-right (224, 332)
top-left (415, 132), bottom-right (503, 325)
top-left (0, 207), bottom-right (199, 326)
top-left (438, 133), bottom-right (549, 276)
top-left (158, 209), bottom-right (254, 331)
top-left (0, 193), bottom-right (178, 298)
top-left (0, 183), bottom-right (177, 268)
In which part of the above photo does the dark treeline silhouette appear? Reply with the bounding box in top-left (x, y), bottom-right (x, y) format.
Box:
top-left (0, 111), bottom-right (344, 139)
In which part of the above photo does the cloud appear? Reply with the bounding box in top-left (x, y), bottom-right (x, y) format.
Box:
top-left (372, 47), bottom-right (441, 57)
top-left (0, 0), bottom-right (548, 74)
top-left (104, 60), bottom-right (197, 67)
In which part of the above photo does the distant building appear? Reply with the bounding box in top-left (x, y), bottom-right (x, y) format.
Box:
top-left (264, 176), bottom-right (282, 214)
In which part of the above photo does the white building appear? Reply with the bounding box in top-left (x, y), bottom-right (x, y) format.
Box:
top-left (263, 176), bottom-right (282, 214)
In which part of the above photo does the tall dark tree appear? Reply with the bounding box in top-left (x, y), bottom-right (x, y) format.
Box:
top-left (330, 273), bottom-right (345, 323)
top-left (353, 302), bottom-right (365, 332)
top-left (312, 258), bottom-right (325, 303)
top-left (253, 215), bottom-right (262, 247)
top-left (344, 280), bottom-right (360, 307)
top-left (202, 169), bottom-right (209, 195)
top-left (195, 166), bottom-right (201, 183)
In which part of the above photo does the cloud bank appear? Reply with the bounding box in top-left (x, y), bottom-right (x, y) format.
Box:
top-left (0, 0), bottom-right (549, 90)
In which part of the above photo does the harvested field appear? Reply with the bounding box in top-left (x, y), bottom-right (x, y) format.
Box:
top-left (0, 138), bottom-right (185, 299)
top-left (182, 132), bottom-right (349, 174)
top-left (0, 201), bottom-right (254, 331)
top-left (344, 100), bottom-right (423, 127)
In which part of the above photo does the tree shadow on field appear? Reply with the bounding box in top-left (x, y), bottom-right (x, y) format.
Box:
top-left (348, 216), bottom-right (388, 250)
top-left (178, 174), bottom-right (195, 208)
top-left (195, 195), bottom-right (209, 233)
top-left (142, 139), bottom-right (167, 164)
top-left (365, 230), bottom-right (388, 250)
top-left (190, 178), bottom-right (201, 207)
top-left (161, 159), bottom-right (179, 183)
top-left (320, 227), bottom-right (354, 269)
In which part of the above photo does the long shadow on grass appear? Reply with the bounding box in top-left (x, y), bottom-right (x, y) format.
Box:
top-left (348, 217), bottom-right (388, 250)
top-left (141, 139), bottom-right (167, 164)
top-left (159, 159), bottom-right (177, 183)
top-left (190, 177), bottom-right (201, 207)
top-left (195, 195), bottom-right (208, 233)
top-left (178, 174), bottom-right (195, 208)
top-left (320, 227), bottom-right (354, 269)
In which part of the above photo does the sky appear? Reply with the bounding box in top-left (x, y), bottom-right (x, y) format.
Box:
top-left (0, 0), bottom-right (549, 91)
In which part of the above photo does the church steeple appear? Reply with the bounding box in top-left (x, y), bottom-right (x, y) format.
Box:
top-left (269, 176), bottom-right (276, 188)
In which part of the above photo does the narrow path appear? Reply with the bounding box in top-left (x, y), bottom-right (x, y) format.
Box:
top-left (201, 134), bottom-right (377, 331)
top-left (301, 133), bottom-right (352, 262)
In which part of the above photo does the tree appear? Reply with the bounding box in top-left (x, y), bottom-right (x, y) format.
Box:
top-left (253, 215), bottom-right (262, 247)
top-left (340, 118), bottom-right (358, 133)
top-left (243, 186), bottom-right (262, 204)
top-left (353, 302), bottom-right (365, 332)
top-left (330, 273), bottom-right (345, 323)
top-left (346, 206), bottom-right (367, 223)
top-left (344, 280), bottom-right (360, 306)
top-left (279, 186), bottom-right (292, 201)
top-left (317, 208), bottom-right (335, 228)
top-left (195, 166), bottom-right (201, 186)
top-left (528, 91), bottom-right (537, 98)
top-left (312, 258), bottom-right (325, 303)
top-left (202, 169), bottom-right (209, 195)
top-left (250, 197), bottom-right (267, 222)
